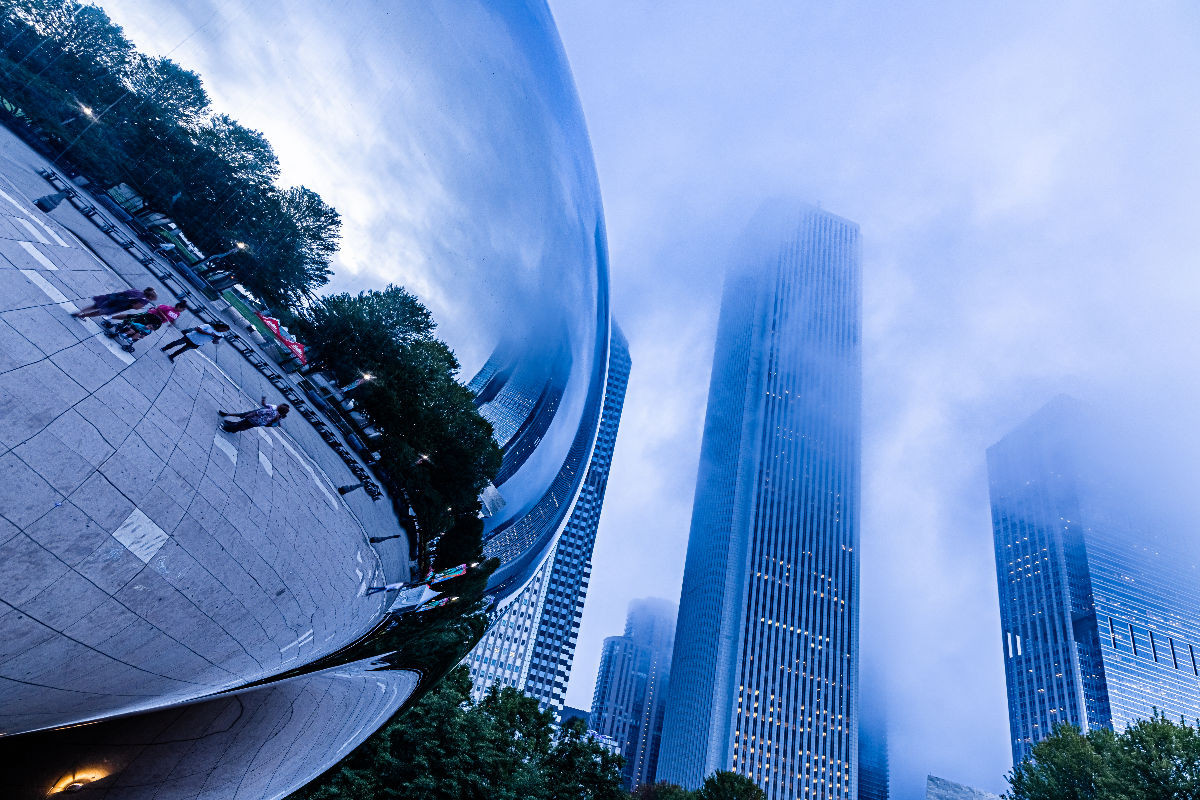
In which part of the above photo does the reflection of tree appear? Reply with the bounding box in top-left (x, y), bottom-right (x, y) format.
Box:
top-left (0, 0), bottom-right (339, 306)
top-left (291, 286), bottom-right (502, 553)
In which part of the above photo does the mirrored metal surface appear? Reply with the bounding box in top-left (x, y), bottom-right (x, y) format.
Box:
top-left (1, 0), bottom-right (608, 795)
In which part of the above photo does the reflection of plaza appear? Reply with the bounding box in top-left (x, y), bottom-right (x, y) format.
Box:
top-left (0, 2), bottom-right (611, 798)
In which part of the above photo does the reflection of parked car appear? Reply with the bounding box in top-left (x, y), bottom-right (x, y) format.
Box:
top-left (297, 372), bottom-right (382, 463)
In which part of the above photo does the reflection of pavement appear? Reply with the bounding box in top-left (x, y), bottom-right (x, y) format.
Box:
top-left (0, 133), bottom-right (407, 735)
top-left (7, 661), bottom-right (419, 800)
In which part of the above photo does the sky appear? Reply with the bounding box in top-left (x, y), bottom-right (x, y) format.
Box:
top-left (94, 2), bottom-right (1200, 797)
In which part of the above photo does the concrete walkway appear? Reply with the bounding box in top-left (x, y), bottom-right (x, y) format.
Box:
top-left (0, 129), bottom-right (410, 735)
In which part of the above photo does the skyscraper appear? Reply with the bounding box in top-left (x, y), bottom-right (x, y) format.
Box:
top-left (988, 397), bottom-right (1200, 764)
top-left (590, 598), bottom-right (677, 791)
top-left (466, 323), bottom-right (632, 707)
top-left (657, 204), bottom-right (862, 799)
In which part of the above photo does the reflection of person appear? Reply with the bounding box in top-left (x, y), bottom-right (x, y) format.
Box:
top-left (161, 322), bottom-right (230, 361)
top-left (116, 301), bottom-right (186, 327)
top-left (218, 397), bottom-right (290, 433)
top-left (71, 287), bottom-right (157, 318)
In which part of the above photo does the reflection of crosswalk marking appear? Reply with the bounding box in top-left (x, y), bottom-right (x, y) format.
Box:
top-left (0, 187), bottom-right (26, 213)
top-left (19, 269), bottom-right (134, 365)
top-left (18, 241), bottom-right (57, 271)
top-left (28, 215), bottom-right (68, 247)
top-left (270, 427), bottom-right (339, 508)
top-left (212, 432), bottom-right (238, 465)
top-left (16, 218), bottom-right (49, 244)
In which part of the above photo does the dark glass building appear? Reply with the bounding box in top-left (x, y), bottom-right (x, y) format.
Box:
top-left (590, 598), bottom-right (677, 791)
top-left (988, 397), bottom-right (1200, 764)
top-left (657, 204), bottom-right (862, 799)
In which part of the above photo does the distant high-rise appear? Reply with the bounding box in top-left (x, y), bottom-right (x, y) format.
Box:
top-left (466, 323), bottom-right (631, 708)
top-left (988, 397), bottom-right (1200, 764)
top-left (657, 204), bottom-right (862, 799)
top-left (925, 776), bottom-right (999, 800)
top-left (590, 598), bottom-right (677, 791)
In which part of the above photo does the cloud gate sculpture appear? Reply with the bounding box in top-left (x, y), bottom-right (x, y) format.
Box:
top-left (0, 2), bottom-right (609, 797)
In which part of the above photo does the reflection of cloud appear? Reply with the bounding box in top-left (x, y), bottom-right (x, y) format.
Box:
top-left (99, 0), bottom-right (601, 379)
top-left (99, 0), bottom-right (610, 545)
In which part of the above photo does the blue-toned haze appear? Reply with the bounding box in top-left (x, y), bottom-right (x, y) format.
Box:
top-left (95, 2), bottom-right (1200, 797)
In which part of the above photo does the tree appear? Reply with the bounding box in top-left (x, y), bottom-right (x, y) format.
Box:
top-left (633, 784), bottom-right (696, 800)
top-left (548, 719), bottom-right (628, 800)
top-left (696, 772), bottom-right (766, 800)
top-left (1006, 715), bottom-right (1200, 800)
top-left (294, 667), bottom-right (627, 800)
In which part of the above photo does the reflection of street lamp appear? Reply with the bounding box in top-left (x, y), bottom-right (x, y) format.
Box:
top-left (194, 241), bottom-right (246, 273)
top-left (339, 373), bottom-right (373, 394)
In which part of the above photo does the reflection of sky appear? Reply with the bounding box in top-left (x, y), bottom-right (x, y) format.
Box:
top-left (97, 0), bottom-right (606, 521)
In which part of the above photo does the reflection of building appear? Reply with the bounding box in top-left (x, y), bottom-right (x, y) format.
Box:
top-left (988, 397), bottom-right (1200, 765)
top-left (590, 598), bottom-right (676, 792)
top-left (925, 776), bottom-right (999, 800)
top-left (466, 323), bottom-right (630, 706)
top-left (858, 677), bottom-right (889, 800)
top-left (657, 205), bottom-right (862, 799)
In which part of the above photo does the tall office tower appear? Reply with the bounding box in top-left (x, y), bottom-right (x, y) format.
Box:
top-left (989, 397), bottom-right (1200, 765)
top-left (657, 204), bottom-right (862, 799)
top-left (857, 678), bottom-right (889, 800)
top-left (925, 776), bottom-right (999, 800)
top-left (466, 324), bottom-right (631, 706)
top-left (590, 598), bottom-right (677, 791)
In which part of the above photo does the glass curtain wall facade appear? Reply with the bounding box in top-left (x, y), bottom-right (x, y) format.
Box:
top-left (989, 396), bottom-right (1200, 764)
top-left (466, 324), bottom-right (631, 706)
top-left (657, 204), bottom-right (862, 799)
top-left (590, 598), bottom-right (677, 791)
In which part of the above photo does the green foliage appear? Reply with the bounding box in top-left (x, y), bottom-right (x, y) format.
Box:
top-left (0, 0), bottom-right (339, 304)
top-left (695, 772), bottom-right (767, 800)
top-left (294, 667), bottom-right (627, 800)
top-left (632, 783), bottom-right (697, 800)
top-left (1006, 715), bottom-right (1200, 800)
top-left (292, 286), bottom-right (502, 543)
top-left (630, 773), bottom-right (764, 800)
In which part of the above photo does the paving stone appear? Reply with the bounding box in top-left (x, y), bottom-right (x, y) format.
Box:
top-left (45, 408), bottom-right (114, 466)
top-left (21, 567), bottom-right (112, 633)
top-left (0, 534), bottom-right (69, 606)
top-left (0, 452), bottom-right (63, 527)
top-left (23, 499), bottom-right (108, 566)
top-left (0, 603), bottom-right (57, 666)
top-left (14, 428), bottom-right (95, 495)
top-left (74, 536), bottom-right (144, 595)
top-left (69, 472), bottom-right (135, 533)
top-left (0, 317), bottom-right (43, 373)
top-left (100, 433), bottom-right (166, 505)
top-left (2, 305), bottom-right (81, 356)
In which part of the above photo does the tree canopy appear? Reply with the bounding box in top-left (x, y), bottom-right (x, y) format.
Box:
top-left (1006, 715), bottom-right (1200, 800)
top-left (633, 774), bottom-right (765, 800)
top-left (0, 0), bottom-right (339, 305)
top-left (294, 667), bottom-right (627, 800)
